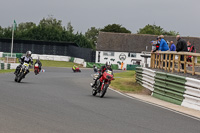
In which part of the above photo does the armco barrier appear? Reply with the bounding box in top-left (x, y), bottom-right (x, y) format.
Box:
top-left (86, 62), bottom-right (104, 68)
top-left (0, 52), bottom-right (3, 57)
top-left (3, 53), bottom-right (23, 58)
top-left (86, 62), bottom-right (118, 70)
top-left (74, 58), bottom-right (85, 65)
top-left (136, 67), bottom-right (200, 111)
top-left (127, 64), bottom-right (141, 70)
top-left (0, 53), bottom-right (87, 70)
top-left (0, 63), bottom-right (11, 70)
top-left (136, 67), bottom-right (155, 92)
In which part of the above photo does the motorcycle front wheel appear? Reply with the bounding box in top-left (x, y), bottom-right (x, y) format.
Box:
top-left (92, 89), bottom-right (97, 96)
top-left (14, 76), bottom-right (18, 82)
top-left (17, 75), bottom-right (23, 83)
top-left (34, 70), bottom-right (38, 75)
top-left (100, 84), bottom-right (109, 98)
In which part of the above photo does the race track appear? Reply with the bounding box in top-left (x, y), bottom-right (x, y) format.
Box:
top-left (0, 67), bottom-right (199, 133)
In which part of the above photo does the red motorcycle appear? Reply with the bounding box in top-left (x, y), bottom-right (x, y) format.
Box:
top-left (72, 67), bottom-right (81, 72)
top-left (34, 63), bottom-right (40, 75)
top-left (92, 69), bottom-right (114, 98)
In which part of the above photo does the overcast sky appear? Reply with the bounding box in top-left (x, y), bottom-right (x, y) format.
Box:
top-left (1, 0), bottom-right (200, 37)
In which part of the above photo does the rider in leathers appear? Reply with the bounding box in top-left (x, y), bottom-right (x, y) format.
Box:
top-left (14, 51), bottom-right (33, 77)
top-left (91, 64), bottom-right (113, 88)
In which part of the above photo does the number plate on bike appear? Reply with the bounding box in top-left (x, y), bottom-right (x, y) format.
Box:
top-left (23, 63), bottom-right (29, 67)
top-left (107, 70), bottom-right (112, 75)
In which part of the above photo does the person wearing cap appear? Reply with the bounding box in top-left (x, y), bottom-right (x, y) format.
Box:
top-left (151, 36), bottom-right (160, 52)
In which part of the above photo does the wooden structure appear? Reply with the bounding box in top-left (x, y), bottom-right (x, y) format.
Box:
top-left (151, 51), bottom-right (200, 75)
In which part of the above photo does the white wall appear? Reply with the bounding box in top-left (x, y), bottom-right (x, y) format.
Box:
top-left (95, 51), bottom-right (151, 69)
top-left (0, 52), bottom-right (3, 57)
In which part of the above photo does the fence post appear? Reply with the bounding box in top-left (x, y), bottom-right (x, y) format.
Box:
top-left (178, 55), bottom-right (180, 72)
top-left (165, 53), bottom-right (167, 70)
top-left (168, 54), bottom-right (171, 72)
top-left (158, 54), bottom-right (161, 69)
top-left (155, 54), bottom-right (158, 68)
top-left (153, 53), bottom-right (155, 68)
top-left (151, 53), bottom-right (153, 68)
top-left (161, 54), bottom-right (164, 69)
top-left (192, 56), bottom-right (195, 75)
top-left (172, 54), bottom-right (175, 73)
top-left (184, 55), bottom-right (187, 73)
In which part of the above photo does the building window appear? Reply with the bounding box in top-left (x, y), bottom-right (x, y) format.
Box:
top-left (128, 53), bottom-right (136, 57)
top-left (103, 52), bottom-right (114, 56)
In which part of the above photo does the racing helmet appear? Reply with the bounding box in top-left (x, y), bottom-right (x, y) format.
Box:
top-left (106, 62), bottom-right (111, 69)
top-left (26, 51), bottom-right (32, 57)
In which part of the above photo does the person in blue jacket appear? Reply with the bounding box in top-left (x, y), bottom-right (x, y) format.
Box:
top-left (158, 35), bottom-right (169, 51)
top-left (170, 41), bottom-right (176, 51)
top-left (157, 35), bottom-right (169, 67)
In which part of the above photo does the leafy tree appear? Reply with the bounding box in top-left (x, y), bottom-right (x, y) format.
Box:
top-left (85, 27), bottom-right (99, 47)
top-left (67, 22), bottom-right (74, 34)
top-left (17, 22), bottom-right (36, 31)
top-left (137, 24), bottom-right (179, 36)
top-left (2, 27), bottom-right (12, 38)
top-left (15, 22), bottom-right (36, 39)
top-left (0, 26), bottom-right (3, 37)
top-left (0, 16), bottom-right (95, 49)
top-left (101, 24), bottom-right (131, 33)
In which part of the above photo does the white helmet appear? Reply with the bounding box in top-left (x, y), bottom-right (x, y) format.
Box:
top-left (26, 51), bottom-right (32, 57)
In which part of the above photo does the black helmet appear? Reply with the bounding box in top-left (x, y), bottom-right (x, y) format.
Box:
top-left (106, 62), bottom-right (111, 69)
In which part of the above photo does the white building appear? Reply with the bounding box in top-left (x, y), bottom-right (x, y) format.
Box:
top-left (96, 32), bottom-right (152, 69)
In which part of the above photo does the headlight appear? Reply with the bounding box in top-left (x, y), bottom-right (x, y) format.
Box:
top-left (106, 75), bottom-right (111, 79)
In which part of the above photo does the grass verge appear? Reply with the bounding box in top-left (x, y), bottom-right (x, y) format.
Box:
top-left (38, 60), bottom-right (81, 67)
top-left (110, 70), bottom-right (145, 93)
top-left (0, 60), bottom-right (81, 74)
top-left (0, 69), bottom-right (15, 73)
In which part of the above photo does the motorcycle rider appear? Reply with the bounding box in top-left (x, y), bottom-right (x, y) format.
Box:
top-left (14, 51), bottom-right (33, 77)
top-left (72, 65), bottom-right (78, 71)
top-left (91, 63), bottom-right (113, 88)
top-left (93, 64), bottom-right (98, 73)
top-left (34, 57), bottom-right (42, 72)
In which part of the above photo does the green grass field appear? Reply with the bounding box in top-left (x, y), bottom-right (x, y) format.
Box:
top-left (37, 60), bottom-right (81, 67)
top-left (0, 60), bottom-right (81, 73)
top-left (0, 69), bottom-right (15, 73)
top-left (111, 71), bottom-right (144, 93)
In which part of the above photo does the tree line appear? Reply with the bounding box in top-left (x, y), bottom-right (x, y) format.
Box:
top-left (0, 16), bottom-right (179, 49)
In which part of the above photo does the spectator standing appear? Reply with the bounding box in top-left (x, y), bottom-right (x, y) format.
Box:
top-left (157, 35), bottom-right (169, 67)
top-left (152, 36), bottom-right (160, 52)
top-left (176, 35), bottom-right (188, 69)
top-left (187, 41), bottom-right (195, 63)
top-left (170, 41), bottom-right (176, 51)
top-left (187, 41), bottom-right (195, 52)
top-left (169, 41), bottom-right (176, 66)
top-left (158, 35), bottom-right (169, 51)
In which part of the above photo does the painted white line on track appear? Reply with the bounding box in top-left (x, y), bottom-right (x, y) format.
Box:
top-left (108, 87), bottom-right (200, 121)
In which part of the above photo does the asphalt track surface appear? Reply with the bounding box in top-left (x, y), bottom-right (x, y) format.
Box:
top-left (0, 67), bottom-right (199, 133)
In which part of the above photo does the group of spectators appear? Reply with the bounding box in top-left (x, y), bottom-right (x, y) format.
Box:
top-left (151, 35), bottom-right (196, 69)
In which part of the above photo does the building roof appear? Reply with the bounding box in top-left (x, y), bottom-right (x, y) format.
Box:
top-left (97, 32), bottom-right (200, 53)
